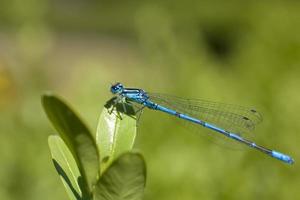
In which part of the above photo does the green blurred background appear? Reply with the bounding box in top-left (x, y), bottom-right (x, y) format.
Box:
top-left (0, 1), bottom-right (299, 199)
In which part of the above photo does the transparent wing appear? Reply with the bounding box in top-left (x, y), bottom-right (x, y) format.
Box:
top-left (148, 93), bottom-right (263, 137)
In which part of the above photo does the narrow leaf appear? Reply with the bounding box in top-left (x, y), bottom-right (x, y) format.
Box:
top-left (48, 135), bottom-right (83, 200)
top-left (96, 99), bottom-right (137, 172)
top-left (94, 153), bottom-right (146, 200)
top-left (42, 94), bottom-right (99, 193)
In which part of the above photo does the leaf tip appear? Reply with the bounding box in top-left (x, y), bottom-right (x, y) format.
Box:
top-left (42, 91), bottom-right (55, 100)
top-left (41, 92), bottom-right (55, 108)
top-left (48, 135), bottom-right (58, 144)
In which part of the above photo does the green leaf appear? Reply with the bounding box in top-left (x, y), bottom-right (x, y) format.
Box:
top-left (42, 94), bottom-right (99, 194)
top-left (93, 153), bottom-right (146, 200)
top-left (96, 99), bottom-right (137, 173)
top-left (48, 135), bottom-right (84, 200)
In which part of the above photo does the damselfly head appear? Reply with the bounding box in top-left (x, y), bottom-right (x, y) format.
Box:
top-left (110, 82), bottom-right (124, 94)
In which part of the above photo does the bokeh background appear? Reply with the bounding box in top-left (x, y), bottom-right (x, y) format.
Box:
top-left (0, 1), bottom-right (299, 200)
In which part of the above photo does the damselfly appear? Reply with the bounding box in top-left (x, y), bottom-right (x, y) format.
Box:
top-left (109, 82), bottom-right (294, 164)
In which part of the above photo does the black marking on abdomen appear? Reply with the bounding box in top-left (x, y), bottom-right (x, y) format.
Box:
top-left (175, 112), bottom-right (181, 117)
